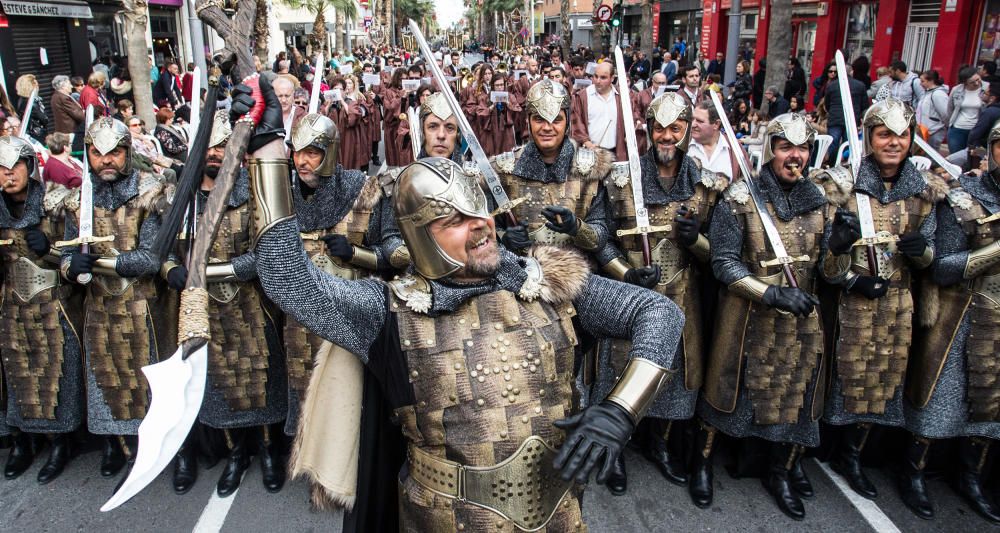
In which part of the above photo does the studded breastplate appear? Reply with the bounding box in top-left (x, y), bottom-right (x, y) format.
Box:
top-left (502, 174), bottom-right (601, 247)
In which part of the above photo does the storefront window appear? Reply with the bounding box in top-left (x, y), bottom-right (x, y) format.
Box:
top-left (844, 3), bottom-right (877, 64)
top-left (979, 0), bottom-right (1000, 66)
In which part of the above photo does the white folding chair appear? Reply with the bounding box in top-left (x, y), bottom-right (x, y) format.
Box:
top-left (835, 142), bottom-right (849, 167)
top-left (910, 155), bottom-right (931, 171)
top-left (811, 134), bottom-right (833, 171)
top-left (747, 145), bottom-right (763, 173)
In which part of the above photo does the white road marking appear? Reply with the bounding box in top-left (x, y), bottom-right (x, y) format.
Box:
top-left (813, 459), bottom-right (902, 533)
top-left (191, 475), bottom-right (243, 533)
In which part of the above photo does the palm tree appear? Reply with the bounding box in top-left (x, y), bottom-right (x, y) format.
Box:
top-left (121, 0), bottom-right (155, 126)
top-left (254, 0), bottom-right (271, 67)
top-left (762, 0), bottom-right (793, 116)
top-left (280, 0), bottom-right (355, 54)
top-left (559, 0), bottom-right (569, 58)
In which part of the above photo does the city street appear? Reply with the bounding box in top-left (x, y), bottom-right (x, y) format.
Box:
top-left (0, 444), bottom-right (988, 532)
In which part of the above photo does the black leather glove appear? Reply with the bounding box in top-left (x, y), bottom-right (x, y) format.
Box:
top-left (24, 226), bottom-right (50, 257)
top-left (166, 265), bottom-right (188, 291)
top-left (897, 231), bottom-right (928, 257)
top-left (553, 401), bottom-right (636, 484)
top-left (828, 209), bottom-right (861, 255)
top-left (541, 206), bottom-right (578, 235)
top-left (847, 275), bottom-right (889, 299)
top-left (500, 225), bottom-right (532, 251)
top-left (674, 206), bottom-right (700, 247)
top-left (230, 76), bottom-right (285, 153)
top-left (762, 285), bottom-right (819, 317)
top-left (624, 265), bottom-right (661, 289)
top-left (68, 253), bottom-right (99, 280)
top-left (322, 234), bottom-right (355, 260)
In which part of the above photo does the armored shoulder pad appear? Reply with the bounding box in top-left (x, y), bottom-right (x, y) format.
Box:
top-left (811, 165), bottom-right (854, 206)
top-left (132, 171), bottom-right (167, 212)
top-left (379, 167), bottom-right (403, 197)
top-left (723, 180), bottom-right (750, 206)
top-left (607, 161), bottom-right (630, 188)
top-left (919, 169), bottom-right (949, 203)
top-left (945, 186), bottom-right (975, 211)
top-left (494, 151), bottom-right (516, 174)
top-left (388, 273), bottom-right (432, 314)
top-left (697, 168), bottom-right (729, 193)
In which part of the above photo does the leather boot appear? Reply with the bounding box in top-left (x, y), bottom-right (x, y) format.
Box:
top-left (689, 422), bottom-right (715, 509)
top-left (37, 434), bottom-right (72, 485)
top-left (957, 437), bottom-right (1000, 524)
top-left (113, 436), bottom-right (136, 494)
top-left (217, 429), bottom-right (251, 497)
top-left (4, 432), bottom-right (34, 480)
top-left (100, 435), bottom-right (126, 477)
top-left (898, 435), bottom-right (934, 519)
top-left (830, 423), bottom-right (877, 499)
top-left (789, 451), bottom-right (814, 499)
top-left (643, 419), bottom-right (688, 486)
top-left (173, 439), bottom-right (198, 495)
top-left (606, 454), bottom-right (627, 496)
top-left (258, 426), bottom-right (285, 493)
top-left (763, 443), bottom-right (805, 520)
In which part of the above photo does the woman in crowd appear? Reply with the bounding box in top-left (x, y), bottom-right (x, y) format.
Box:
top-left (42, 132), bottom-right (83, 188)
top-left (917, 70), bottom-right (950, 149)
top-left (476, 73), bottom-right (519, 156)
top-left (326, 75), bottom-right (371, 171)
top-left (79, 71), bottom-right (111, 118)
top-left (15, 74), bottom-right (48, 141)
top-left (153, 106), bottom-right (188, 163)
top-left (949, 66), bottom-right (985, 154)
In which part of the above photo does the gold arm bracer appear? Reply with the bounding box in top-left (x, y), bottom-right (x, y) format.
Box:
top-left (205, 262), bottom-right (238, 283)
top-left (349, 246), bottom-right (380, 271)
top-left (605, 358), bottom-right (673, 424)
top-left (728, 275), bottom-right (770, 303)
top-left (572, 221), bottom-right (601, 251)
top-left (965, 240), bottom-right (1000, 279)
top-left (248, 158), bottom-right (294, 248)
top-left (93, 257), bottom-right (118, 277)
top-left (687, 234), bottom-right (710, 263)
top-left (602, 257), bottom-right (631, 282)
top-left (160, 260), bottom-right (182, 281)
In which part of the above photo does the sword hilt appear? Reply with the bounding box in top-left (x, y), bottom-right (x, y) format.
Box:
top-left (758, 254), bottom-right (811, 268)
top-left (616, 224), bottom-right (673, 238)
top-left (978, 212), bottom-right (1000, 225)
top-left (852, 234), bottom-right (900, 247)
top-left (490, 196), bottom-right (529, 223)
top-left (0, 239), bottom-right (11, 246)
top-left (54, 234), bottom-right (115, 248)
top-left (299, 232), bottom-right (325, 241)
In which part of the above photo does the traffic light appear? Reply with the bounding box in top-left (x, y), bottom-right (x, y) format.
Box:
top-left (611, 0), bottom-right (622, 27)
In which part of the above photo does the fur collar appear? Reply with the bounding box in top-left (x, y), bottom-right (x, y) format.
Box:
top-left (521, 245), bottom-right (590, 305)
top-left (756, 166), bottom-right (828, 220)
top-left (292, 166), bottom-right (378, 231)
top-left (637, 152), bottom-right (726, 205)
top-left (89, 170), bottom-right (166, 212)
top-left (959, 173), bottom-right (1000, 214)
top-left (510, 139), bottom-right (577, 183)
top-left (854, 156), bottom-right (946, 204)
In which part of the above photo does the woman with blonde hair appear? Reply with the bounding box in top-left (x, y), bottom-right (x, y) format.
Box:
top-left (0, 82), bottom-right (17, 121)
top-left (15, 74), bottom-right (48, 140)
top-left (79, 71), bottom-right (111, 117)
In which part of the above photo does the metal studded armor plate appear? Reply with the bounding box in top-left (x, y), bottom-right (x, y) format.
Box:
top-left (390, 286), bottom-right (585, 531)
top-left (831, 194), bottom-right (931, 415)
top-left (705, 198), bottom-right (825, 424)
top-left (0, 220), bottom-right (71, 420)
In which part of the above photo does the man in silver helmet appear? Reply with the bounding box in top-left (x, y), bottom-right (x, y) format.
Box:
top-left (815, 96), bottom-right (947, 516)
top-left (0, 135), bottom-right (84, 485)
top-left (160, 110), bottom-right (289, 498)
top-left (589, 91), bottom-right (727, 497)
top-left (904, 120), bottom-right (1000, 524)
top-left (702, 113), bottom-right (838, 520)
top-left (235, 76), bottom-right (684, 532)
top-left (59, 116), bottom-right (174, 487)
top-left (282, 111), bottom-right (389, 509)
top-left (490, 78), bottom-right (613, 255)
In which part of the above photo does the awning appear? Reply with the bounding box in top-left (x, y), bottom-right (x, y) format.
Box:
top-left (1, 0), bottom-right (92, 19)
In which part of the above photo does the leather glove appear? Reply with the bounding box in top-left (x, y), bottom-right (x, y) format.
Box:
top-left (762, 285), bottom-right (819, 317)
top-left (897, 231), bottom-right (928, 257)
top-left (230, 75), bottom-right (285, 153)
top-left (624, 265), bottom-right (661, 289)
top-left (847, 275), bottom-right (889, 299)
top-left (68, 253), bottom-right (99, 280)
top-left (167, 265), bottom-right (188, 291)
top-left (541, 206), bottom-right (578, 236)
top-left (553, 401), bottom-right (636, 485)
top-left (674, 206), bottom-right (700, 247)
top-left (828, 209), bottom-right (861, 255)
top-left (322, 234), bottom-right (355, 261)
top-left (24, 226), bottom-right (50, 257)
top-left (500, 225), bottom-right (532, 251)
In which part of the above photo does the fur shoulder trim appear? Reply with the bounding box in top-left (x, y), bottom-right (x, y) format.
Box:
top-left (62, 186), bottom-right (81, 213)
top-left (573, 145), bottom-right (613, 182)
top-left (44, 183), bottom-right (76, 217)
top-left (353, 174), bottom-right (383, 212)
top-left (811, 166), bottom-right (854, 206)
top-left (128, 172), bottom-right (167, 212)
top-left (919, 170), bottom-right (948, 203)
top-left (523, 245), bottom-right (590, 305)
top-left (388, 274), bottom-right (432, 314)
top-left (697, 168), bottom-right (729, 193)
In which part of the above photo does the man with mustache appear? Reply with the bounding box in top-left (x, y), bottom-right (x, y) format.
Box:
top-left (700, 113), bottom-right (836, 519)
top-left (234, 66), bottom-right (685, 531)
top-left (590, 92), bottom-right (727, 497)
top-left (60, 117), bottom-right (173, 488)
top-left (816, 97), bottom-right (947, 516)
top-left (490, 79), bottom-right (613, 255)
top-left (160, 110), bottom-right (288, 497)
top-left (0, 135), bottom-right (84, 485)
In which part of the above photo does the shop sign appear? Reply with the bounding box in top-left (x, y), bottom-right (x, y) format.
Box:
top-left (0, 0), bottom-right (92, 19)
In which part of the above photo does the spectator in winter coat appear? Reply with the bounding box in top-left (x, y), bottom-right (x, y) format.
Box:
top-left (851, 55), bottom-right (872, 90)
top-left (868, 66), bottom-right (892, 99)
top-left (916, 70), bottom-right (950, 149)
top-left (727, 60), bottom-right (753, 104)
top-left (153, 60), bottom-right (184, 108)
top-left (783, 57), bottom-right (807, 101)
top-left (765, 85), bottom-right (790, 117)
top-left (79, 71), bottom-right (111, 117)
top-left (752, 59), bottom-right (767, 109)
top-left (14, 74), bottom-right (48, 141)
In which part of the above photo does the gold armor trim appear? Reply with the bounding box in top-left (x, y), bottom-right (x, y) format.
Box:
top-left (972, 272), bottom-right (1000, 307)
top-left (160, 259), bottom-right (181, 281)
top-left (688, 234), bottom-right (711, 262)
top-left (310, 252), bottom-right (362, 279)
top-left (11, 257), bottom-right (59, 302)
top-left (729, 276), bottom-right (769, 302)
top-left (762, 113), bottom-right (817, 165)
top-left (92, 254), bottom-right (136, 297)
top-left (528, 224), bottom-right (572, 247)
top-left (407, 436), bottom-right (573, 532)
top-left (389, 245), bottom-right (411, 269)
top-left (602, 257), bottom-right (630, 281)
top-left (605, 357), bottom-right (672, 423)
top-left (349, 246), bottom-right (379, 271)
top-left (249, 159), bottom-right (294, 247)
top-left (206, 262), bottom-right (238, 283)
top-left (573, 221), bottom-right (600, 251)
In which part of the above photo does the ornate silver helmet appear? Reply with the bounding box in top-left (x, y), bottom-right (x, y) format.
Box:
top-left (0, 135), bottom-right (40, 182)
top-left (861, 96), bottom-right (915, 156)
top-left (394, 158), bottom-right (490, 280)
top-left (208, 109), bottom-right (233, 149)
top-left (645, 92), bottom-right (692, 151)
top-left (418, 92), bottom-right (453, 123)
top-left (84, 117), bottom-right (133, 174)
top-left (762, 113), bottom-right (817, 165)
top-left (288, 113), bottom-right (340, 177)
top-left (525, 79), bottom-right (570, 124)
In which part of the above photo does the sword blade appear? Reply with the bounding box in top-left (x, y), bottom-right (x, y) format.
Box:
top-left (913, 135), bottom-right (961, 179)
top-left (408, 106), bottom-right (422, 159)
top-left (187, 68), bottom-right (201, 157)
top-left (408, 20), bottom-right (517, 218)
top-left (614, 46), bottom-right (652, 265)
top-left (835, 51), bottom-right (862, 177)
top-left (18, 88), bottom-right (36, 139)
top-left (309, 53), bottom-right (324, 114)
top-left (77, 105), bottom-right (95, 284)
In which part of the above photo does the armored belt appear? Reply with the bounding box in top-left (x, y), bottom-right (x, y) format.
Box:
top-left (11, 257), bottom-right (59, 302)
top-left (407, 435), bottom-right (573, 531)
top-left (972, 272), bottom-right (1000, 308)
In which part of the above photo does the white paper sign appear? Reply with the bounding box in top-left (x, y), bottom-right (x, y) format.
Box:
top-left (326, 88), bottom-right (342, 102)
top-left (339, 65), bottom-right (353, 75)
top-left (40, 48), bottom-right (49, 66)
top-left (573, 78), bottom-right (592, 88)
top-left (489, 91), bottom-right (510, 103)
top-left (585, 62), bottom-right (597, 75)
top-left (362, 73), bottom-right (380, 87)
top-left (513, 70), bottom-right (527, 80)
top-left (421, 77), bottom-right (433, 86)
top-left (402, 79), bottom-right (421, 91)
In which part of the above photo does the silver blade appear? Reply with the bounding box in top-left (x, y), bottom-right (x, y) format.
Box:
top-left (913, 135), bottom-right (962, 179)
top-left (79, 105), bottom-right (95, 241)
top-left (18, 88), bottom-right (37, 138)
top-left (408, 106), bottom-right (422, 159)
top-left (856, 192), bottom-right (877, 239)
top-left (835, 51), bottom-right (863, 178)
top-left (309, 53), bottom-right (324, 114)
top-left (613, 47), bottom-right (649, 228)
top-left (186, 67), bottom-right (201, 157)
top-left (408, 20), bottom-right (515, 212)
top-left (709, 91), bottom-right (791, 259)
